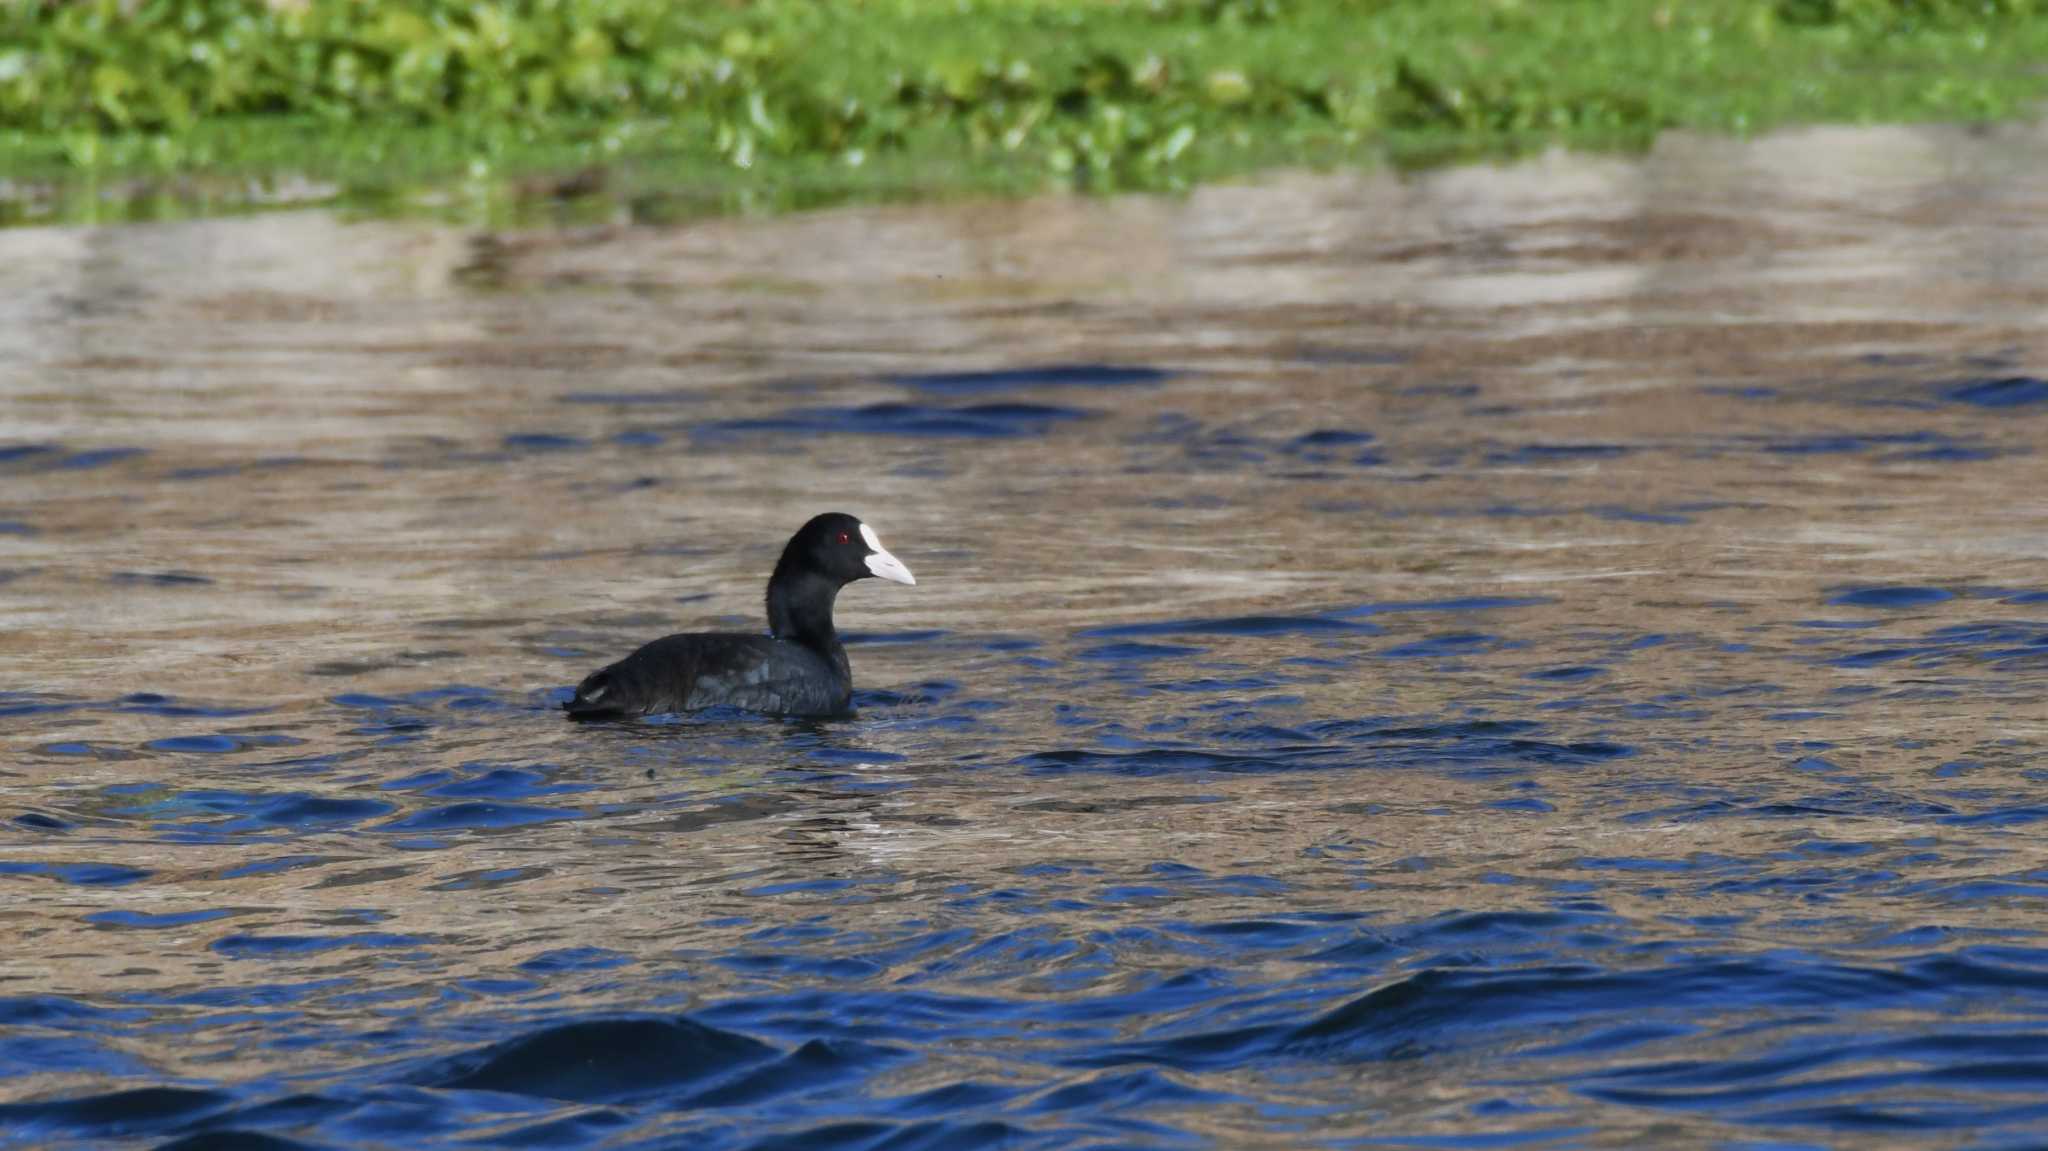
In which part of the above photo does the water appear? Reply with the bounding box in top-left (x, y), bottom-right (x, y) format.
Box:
top-left (3, 122), bottom-right (2048, 1149)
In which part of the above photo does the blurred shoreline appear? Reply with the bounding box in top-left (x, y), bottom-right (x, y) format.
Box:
top-left (7, 0), bottom-right (2048, 227)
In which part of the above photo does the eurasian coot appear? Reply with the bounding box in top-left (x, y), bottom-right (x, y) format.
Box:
top-left (563, 513), bottom-right (916, 719)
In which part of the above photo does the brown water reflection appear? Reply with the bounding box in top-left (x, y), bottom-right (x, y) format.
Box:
top-left (2, 122), bottom-right (2047, 1147)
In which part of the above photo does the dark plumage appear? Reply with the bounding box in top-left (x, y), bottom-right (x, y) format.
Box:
top-left (563, 512), bottom-right (917, 719)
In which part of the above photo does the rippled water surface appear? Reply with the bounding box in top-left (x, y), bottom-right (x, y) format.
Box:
top-left (5, 124), bottom-right (2048, 1150)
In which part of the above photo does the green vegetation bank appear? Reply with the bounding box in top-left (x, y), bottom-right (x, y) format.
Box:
top-left (4, 0), bottom-right (2048, 217)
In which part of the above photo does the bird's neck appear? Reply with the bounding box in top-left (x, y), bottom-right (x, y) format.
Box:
top-left (766, 568), bottom-right (845, 664)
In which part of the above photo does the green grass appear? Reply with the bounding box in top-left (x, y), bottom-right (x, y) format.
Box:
top-left (4, 0), bottom-right (2048, 223)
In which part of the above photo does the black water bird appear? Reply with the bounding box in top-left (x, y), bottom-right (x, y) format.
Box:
top-left (563, 513), bottom-right (917, 719)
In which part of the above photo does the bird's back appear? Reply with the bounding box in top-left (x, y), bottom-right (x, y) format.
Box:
top-left (563, 632), bottom-right (851, 718)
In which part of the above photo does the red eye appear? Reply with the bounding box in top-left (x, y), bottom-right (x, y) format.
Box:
top-left (835, 531), bottom-right (851, 545)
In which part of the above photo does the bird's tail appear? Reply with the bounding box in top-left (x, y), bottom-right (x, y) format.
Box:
top-left (562, 669), bottom-right (624, 719)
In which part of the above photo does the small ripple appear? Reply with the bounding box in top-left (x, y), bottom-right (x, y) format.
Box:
top-left (421, 767), bottom-right (585, 801)
top-left (1946, 376), bottom-right (2048, 408)
top-left (1382, 632), bottom-right (1498, 658)
top-left (106, 694), bottom-right (272, 719)
top-left (1484, 442), bottom-right (1633, 465)
top-left (86, 909), bottom-right (237, 930)
top-left (1075, 642), bottom-right (1205, 662)
top-left (890, 363), bottom-right (1172, 394)
top-left (1078, 614), bottom-right (1377, 639)
top-left (697, 401), bottom-right (1092, 441)
top-left (520, 948), bottom-right (634, 974)
top-left (1828, 586), bottom-right (1954, 609)
top-left (1527, 665), bottom-right (1606, 681)
top-left (110, 571), bottom-right (213, 587)
top-left (0, 861), bottom-right (152, 886)
top-left (211, 933), bottom-right (429, 959)
top-left (502, 432), bottom-right (589, 451)
top-left (378, 802), bottom-right (578, 832)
